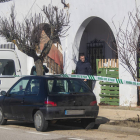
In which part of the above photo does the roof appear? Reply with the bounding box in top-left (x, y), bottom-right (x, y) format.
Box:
top-left (47, 44), bottom-right (63, 69)
top-left (0, 0), bottom-right (11, 3)
top-left (39, 29), bottom-right (63, 69)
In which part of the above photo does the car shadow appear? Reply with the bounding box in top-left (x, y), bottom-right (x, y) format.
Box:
top-left (7, 121), bottom-right (35, 128)
top-left (6, 116), bottom-right (110, 131)
top-left (96, 116), bottom-right (110, 124)
top-left (94, 116), bottom-right (110, 129)
top-left (6, 120), bottom-right (83, 131)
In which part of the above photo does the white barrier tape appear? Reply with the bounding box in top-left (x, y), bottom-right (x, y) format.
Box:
top-left (0, 74), bottom-right (139, 86)
top-left (59, 74), bottom-right (140, 86)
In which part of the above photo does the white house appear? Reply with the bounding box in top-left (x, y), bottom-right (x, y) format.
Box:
top-left (0, 0), bottom-right (140, 107)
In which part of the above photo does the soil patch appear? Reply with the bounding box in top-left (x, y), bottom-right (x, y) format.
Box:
top-left (107, 118), bottom-right (140, 129)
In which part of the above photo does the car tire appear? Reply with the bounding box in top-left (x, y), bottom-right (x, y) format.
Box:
top-left (34, 110), bottom-right (48, 132)
top-left (81, 118), bottom-right (95, 130)
top-left (0, 108), bottom-right (7, 125)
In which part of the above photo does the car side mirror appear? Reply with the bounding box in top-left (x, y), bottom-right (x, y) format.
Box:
top-left (1, 91), bottom-right (7, 96)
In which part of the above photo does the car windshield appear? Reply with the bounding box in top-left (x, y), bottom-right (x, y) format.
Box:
top-left (0, 59), bottom-right (16, 75)
top-left (47, 79), bottom-right (92, 95)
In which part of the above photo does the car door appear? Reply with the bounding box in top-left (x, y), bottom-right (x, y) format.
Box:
top-left (8, 78), bottom-right (30, 120)
top-left (2, 95), bottom-right (13, 119)
top-left (23, 78), bottom-right (43, 121)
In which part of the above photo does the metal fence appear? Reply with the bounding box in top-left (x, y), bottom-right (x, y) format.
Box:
top-left (44, 56), bottom-right (63, 74)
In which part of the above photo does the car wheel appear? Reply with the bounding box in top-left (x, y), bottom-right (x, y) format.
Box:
top-left (81, 118), bottom-right (95, 130)
top-left (0, 108), bottom-right (7, 125)
top-left (34, 110), bottom-right (48, 132)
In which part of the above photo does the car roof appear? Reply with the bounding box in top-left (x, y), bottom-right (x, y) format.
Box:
top-left (21, 75), bottom-right (80, 80)
top-left (21, 75), bottom-right (60, 79)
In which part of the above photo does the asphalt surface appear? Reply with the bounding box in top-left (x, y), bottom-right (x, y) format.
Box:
top-left (0, 120), bottom-right (140, 140)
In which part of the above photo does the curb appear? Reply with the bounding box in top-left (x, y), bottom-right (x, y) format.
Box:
top-left (98, 124), bottom-right (140, 136)
top-left (99, 106), bottom-right (140, 111)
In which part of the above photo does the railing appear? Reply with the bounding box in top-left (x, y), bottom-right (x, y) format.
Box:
top-left (98, 59), bottom-right (119, 69)
top-left (44, 56), bottom-right (63, 74)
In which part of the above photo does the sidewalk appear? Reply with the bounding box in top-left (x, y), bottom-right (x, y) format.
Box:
top-left (95, 106), bottom-right (140, 136)
top-left (97, 106), bottom-right (140, 123)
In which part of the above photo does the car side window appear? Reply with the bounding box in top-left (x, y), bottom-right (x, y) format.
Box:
top-left (26, 78), bottom-right (41, 95)
top-left (9, 79), bottom-right (29, 96)
top-left (48, 80), bottom-right (54, 92)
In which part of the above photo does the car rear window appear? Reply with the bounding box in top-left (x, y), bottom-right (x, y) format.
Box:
top-left (47, 79), bottom-right (92, 95)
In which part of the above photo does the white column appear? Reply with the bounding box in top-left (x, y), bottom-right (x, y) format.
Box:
top-left (119, 72), bottom-right (137, 107)
top-left (119, 55), bottom-right (138, 107)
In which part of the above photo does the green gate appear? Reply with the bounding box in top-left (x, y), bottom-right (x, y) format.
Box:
top-left (96, 59), bottom-right (119, 106)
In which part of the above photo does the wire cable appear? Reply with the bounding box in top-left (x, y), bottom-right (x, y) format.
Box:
top-left (23, 0), bottom-right (37, 21)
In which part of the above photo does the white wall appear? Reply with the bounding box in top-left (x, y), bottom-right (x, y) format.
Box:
top-left (64, 0), bottom-right (137, 106)
top-left (0, 0), bottom-right (138, 106)
top-left (64, 0), bottom-right (136, 72)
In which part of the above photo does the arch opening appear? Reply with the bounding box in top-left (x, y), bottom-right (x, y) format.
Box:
top-left (74, 17), bottom-right (117, 75)
top-left (73, 17), bottom-right (118, 104)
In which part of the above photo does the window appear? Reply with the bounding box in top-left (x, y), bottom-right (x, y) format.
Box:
top-left (26, 79), bottom-right (41, 95)
top-left (47, 79), bottom-right (92, 95)
top-left (9, 79), bottom-right (29, 95)
top-left (0, 59), bottom-right (16, 75)
top-left (0, 0), bottom-right (12, 3)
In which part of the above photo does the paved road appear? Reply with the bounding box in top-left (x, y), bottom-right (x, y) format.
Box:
top-left (0, 121), bottom-right (139, 140)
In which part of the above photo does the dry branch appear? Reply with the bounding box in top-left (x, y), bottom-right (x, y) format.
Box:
top-left (108, 7), bottom-right (140, 81)
top-left (0, 4), bottom-right (70, 75)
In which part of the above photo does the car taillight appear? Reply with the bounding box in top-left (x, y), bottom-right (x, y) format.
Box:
top-left (90, 101), bottom-right (97, 106)
top-left (44, 101), bottom-right (57, 107)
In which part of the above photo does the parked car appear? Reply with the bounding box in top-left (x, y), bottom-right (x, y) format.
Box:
top-left (0, 76), bottom-right (99, 131)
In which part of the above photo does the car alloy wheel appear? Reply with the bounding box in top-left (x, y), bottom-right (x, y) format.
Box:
top-left (0, 108), bottom-right (7, 125)
top-left (34, 114), bottom-right (42, 129)
top-left (34, 110), bottom-right (48, 132)
top-left (0, 110), bottom-right (2, 122)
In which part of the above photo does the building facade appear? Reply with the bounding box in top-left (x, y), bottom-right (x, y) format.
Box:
top-left (0, 0), bottom-right (140, 107)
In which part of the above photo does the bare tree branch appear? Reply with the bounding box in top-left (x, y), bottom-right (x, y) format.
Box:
top-left (0, 4), bottom-right (70, 75)
top-left (108, 7), bottom-right (140, 81)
